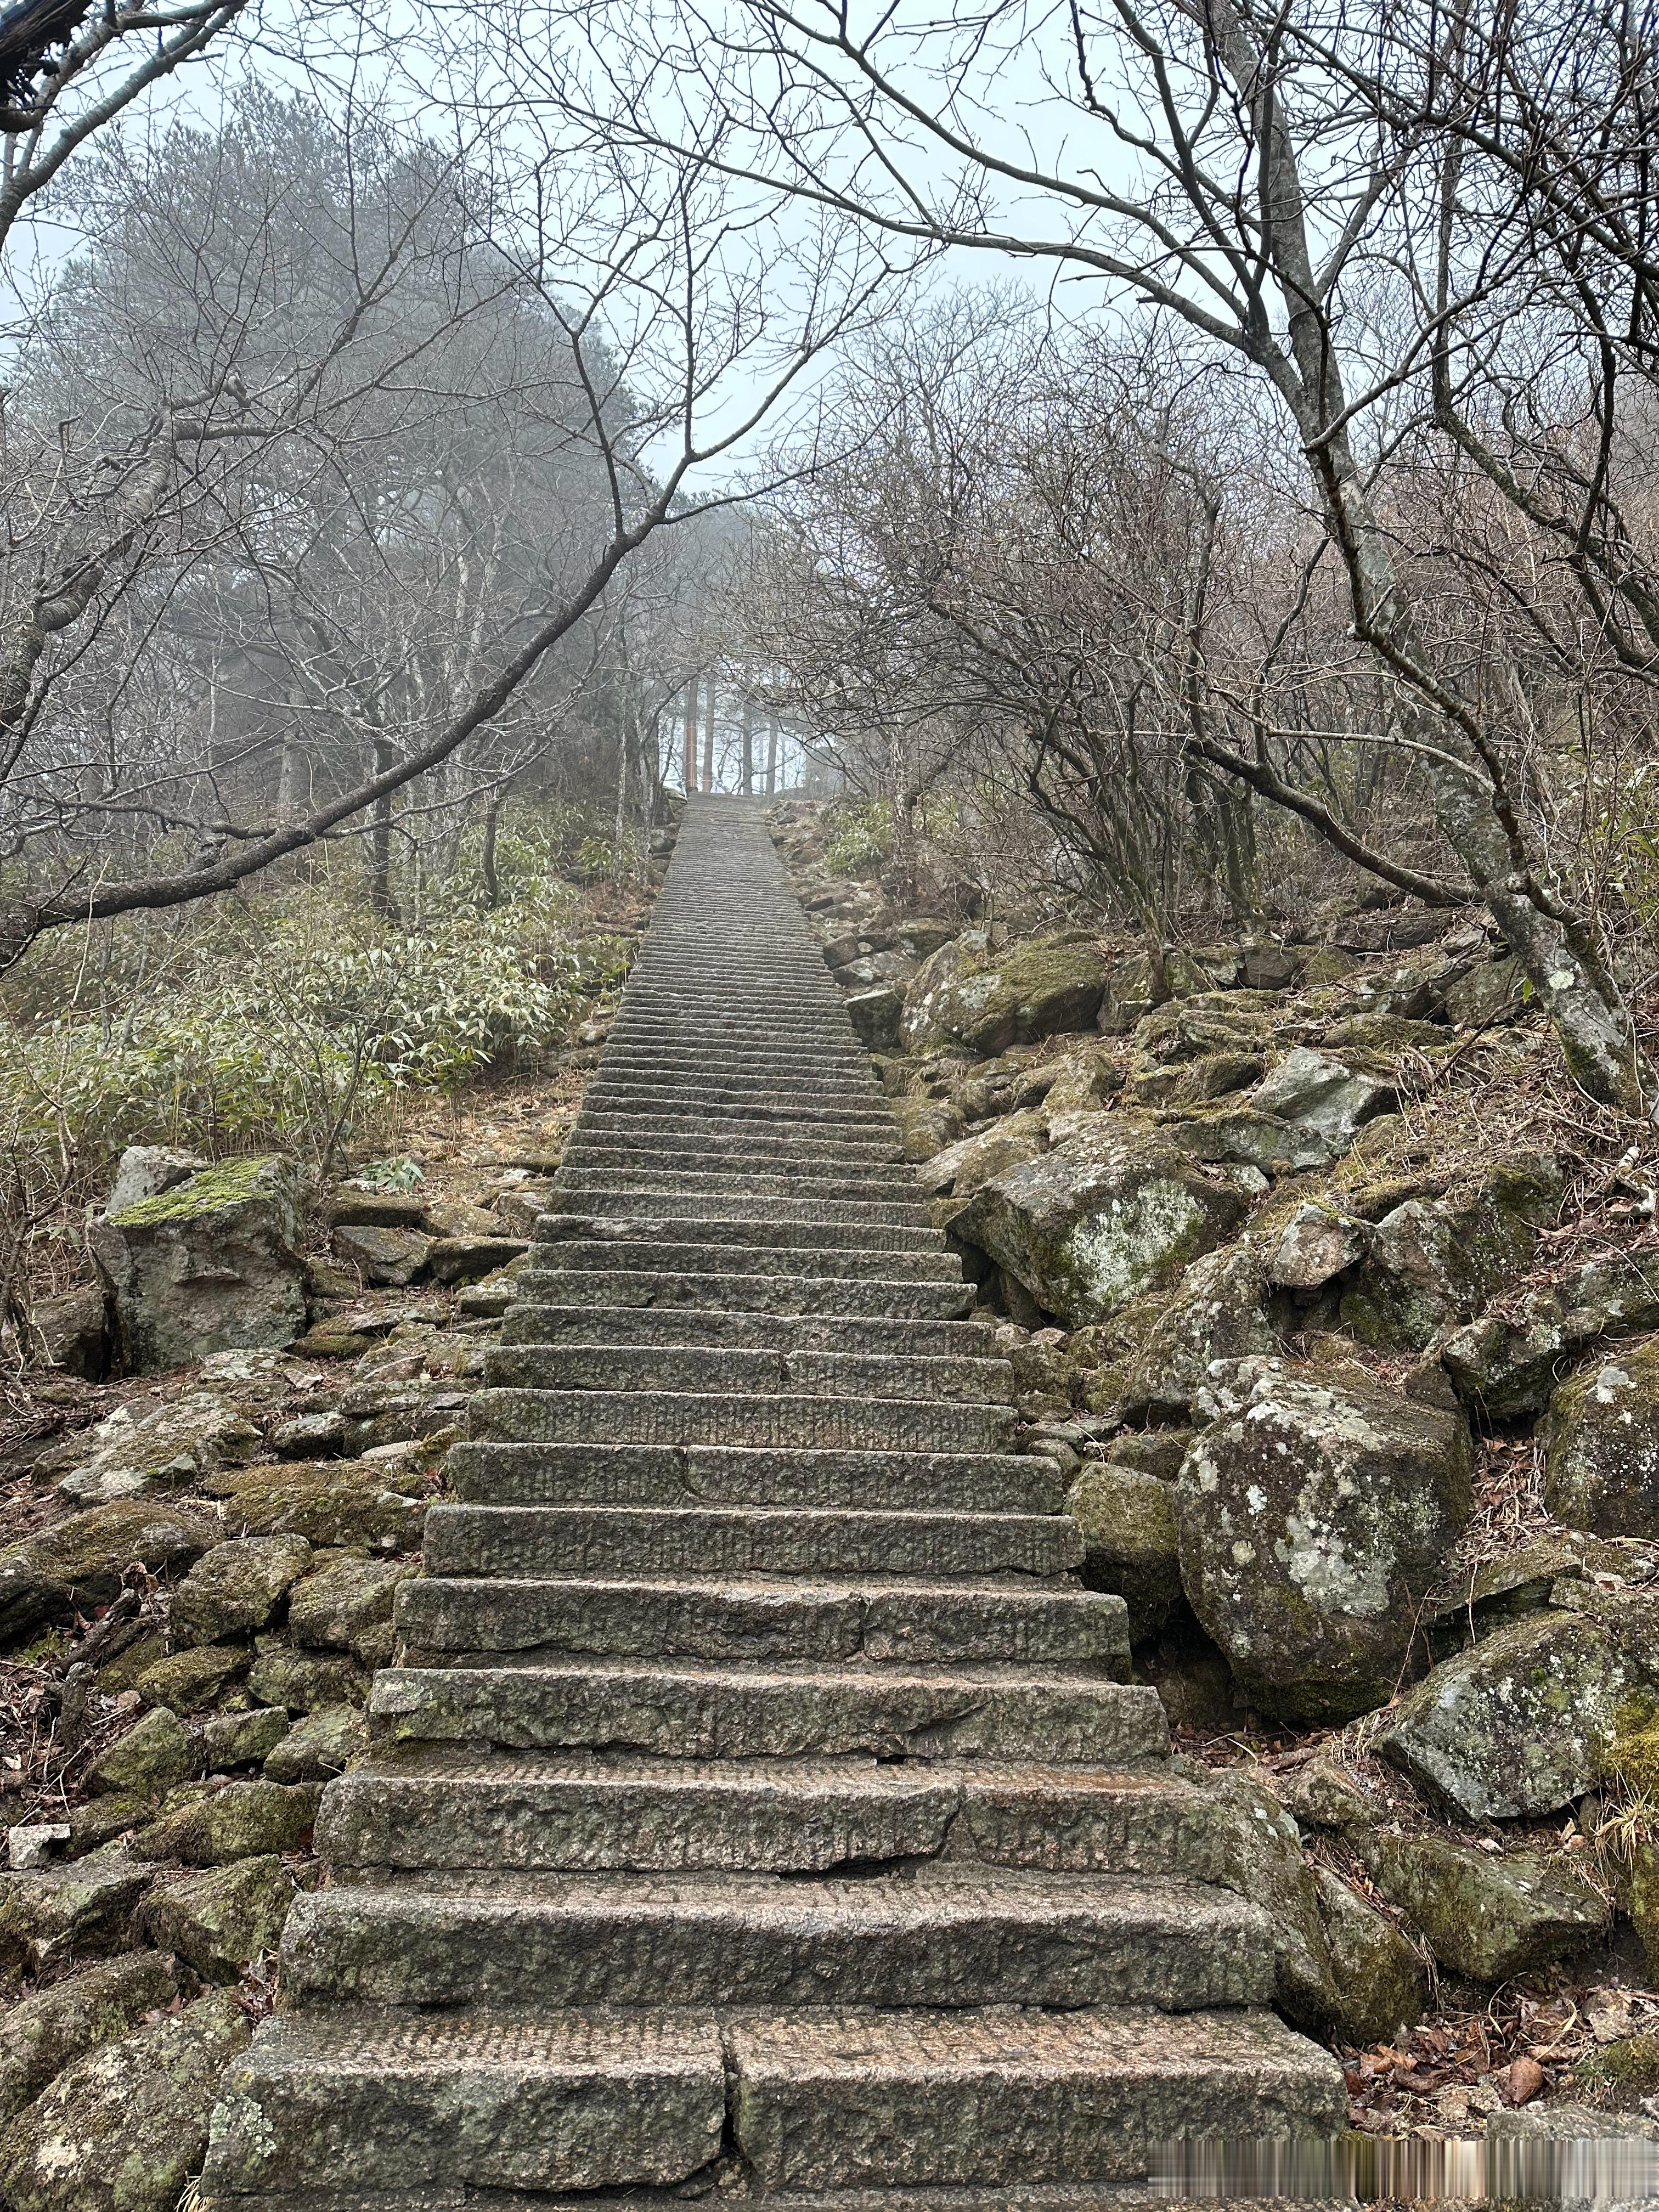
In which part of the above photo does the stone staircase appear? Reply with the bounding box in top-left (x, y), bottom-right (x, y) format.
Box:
top-left (203, 799), bottom-right (1343, 2207)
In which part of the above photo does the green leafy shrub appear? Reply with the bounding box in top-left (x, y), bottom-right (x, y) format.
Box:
top-left (824, 800), bottom-right (894, 876)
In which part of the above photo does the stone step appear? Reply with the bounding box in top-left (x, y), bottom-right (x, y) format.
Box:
top-left (576, 1102), bottom-right (898, 1134)
top-left (482, 1344), bottom-right (1012, 1404)
top-left (202, 2007), bottom-right (726, 2197)
top-left (444, 1442), bottom-right (1064, 1513)
top-left (496, 1306), bottom-right (996, 1359)
top-left (397, 1572), bottom-right (1122, 1668)
top-left (535, 1213), bottom-right (944, 1255)
top-left (518, 1242), bottom-right (961, 1286)
top-left (558, 1165), bottom-right (921, 1201)
top-left (369, 1657), bottom-right (1170, 1763)
top-left (507, 1269), bottom-right (971, 1317)
top-left (586, 1073), bottom-right (881, 1104)
top-left (205, 2003), bottom-right (1341, 2199)
top-left (562, 1134), bottom-right (906, 1169)
top-left (317, 1751), bottom-right (1233, 1881)
top-left (724, 2006), bottom-right (1346, 2192)
top-left (546, 1189), bottom-right (934, 1229)
top-left (279, 1869), bottom-right (1272, 2013)
top-left (466, 1390), bottom-right (1014, 1453)
top-left (597, 1048), bottom-right (878, 1077)
top-left (422, 1502), bottom-right (1075, 1579)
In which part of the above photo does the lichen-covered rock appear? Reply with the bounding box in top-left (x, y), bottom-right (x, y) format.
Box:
top-left (917, 1110), bottom-right (1047, 1200)
top-left (323, 1187), bottom-right (427, 1231)
top-left (201, 1707), bottom-right (291, 1773)
top-left (902, 931), bottom-right (1107, 1054)
top-left (0, 1501), bottom-right (215, 1650)
top-left (139, 1854), bottom-right (295, 1982)
top-left (1358, 1831), bottom-right (1610, 1982)
top-left (132, 1780), bottom-right (319, 1865)
top-left (1272, 1754), bottom-right (1379, 1831)
top-left (1311, 1869), bottom-right (1428, 2046)
top-left (85, 1708), bottom-right (191, 1799)
top-left (169, 1534), bottom-right (313, 1647)
top-left (1097, 950), bottom-right (1165, 1035)
top-left (0, 1847), bottom-right (155, 1980)
top-left (952, 1126), bottom-right (1248, 1328)
top-left (1064, 1463), bottom-right (1181, 1641)
top-left (286, 1553), bottom-right (419, 1665)
top-left (89, 1155), bottom-right (306, 1373)
top-left (55, 1393), bottom-right (262, 1509)
top-left (1122, 1244), bottom-right (1277, 1420)
top-left (1425, 1533), bottom-right (1630, 1646)
top-left (1376, 1611), bottom-right (1641, 1819)
top-left (1443, 953), bottom-right (1520, 1028)
top-left (1175, 1369), bottom-right (1471, 1724)
top-left (1544, 1337), bottom-right (1659, 1538)
top-left (208, 1459), bottom-right (428, 1551)
top-left (1340, 1158), bottom-right (1560, 1352)
top-left (1249, 1047), bottom-right (1395, 1154)
top-left (262, 1703), bottom-right (367, 1782)
top-left (0, 1988), bottom-right (250, 2212)
top-left (133, 1642), bottom-right (250, 1713)
top-left (248, 1639), bottom-right (370, 1712)
top-left (426, 1235), bottom-right (529, 1286)
top-left (1160, 1109), bottom-right (1329, 1179)
top-left (0, 1953), bottom-right (176, 2130)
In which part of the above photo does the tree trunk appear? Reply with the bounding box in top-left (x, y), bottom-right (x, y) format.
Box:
top-left (740, 692), bottom-right (754, 794)
top-left (368, 737), bottom-right (398, 922)
top-left (765, 715), bottom-right (779, 797)
top-left (702, 680), bottom-right (717, 793)
top-left (684, 680), bottom-right (698, 797)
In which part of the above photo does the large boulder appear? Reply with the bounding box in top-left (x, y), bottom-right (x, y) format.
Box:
top-left (1358, 1831), bottom-right (1610, 1982)
top-left (0, 1988), bottom-right (249, 2212)
top-left (1376, 1611), bottom-right (1644, 1819)
top-left (286, 1553), bottom-right (419, 1667)
top-left (1544, 1337), bottom-right (1659, 1537)
top-left (917, 1110), bottom-right (1047, 1199)
top-left (0, 1954), bottom-right (176, 2131)
top-left (85, 1708), bottom-right (192, 1800)
top-left (1340, 1158), bottom-right (1560, 1352)
top-left (902, 932), bottom-right (1107, 1054)
top-left (90, 1155), bottom-right (306, 1373)
top-left (1311, 1869), bottom-right (1429, 2046)
top-left (1175, 1368), bottom-right (1471, 1723)
top-left (139, 1856), bottom-right (295, 1982)
top-left (952, 1125), bottom-right (1248, 1327)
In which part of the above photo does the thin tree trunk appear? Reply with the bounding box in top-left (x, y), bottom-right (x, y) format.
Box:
top-left (702, 680), bottom-right (717, 793)
top-left (684, 680), bottom-right (698, 797)
top-left (740, 692), bottom-right (754, 795)
top-left (368, 737), bottom-right (398, 922)
top-left (765, 715), bottom-right (778, 797)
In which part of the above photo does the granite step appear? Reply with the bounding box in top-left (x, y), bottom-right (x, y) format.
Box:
top-left (279, 1870), bottom-right (1273, 2012)
top-left (482, 1343), bottom-right (1012, 1403)
top-left (507, 1268), bottom-right (972, 1316)
top-left (369, 1657), bottom-right (1170, 1763)
top-left (467, 1389), bottom-right (1012, 1453)
top-left (495, 1306), bottom-right (997, 1358)
top-left (534, 1213), bottom-right (947, 1254)
top-left (396, 1571), bottom-right (1122, 1667)
top-left (557, 1166), bottom-right (922, 1200)
top-left (545, 1189), bottom-right (935, 1228)
top-left (317, 1751), bottom-right (1235, 1881)
top-left (420, 1501), bottom-right (1075, 1579)
top-left (442, 1442), bottom-right (1064, 1513)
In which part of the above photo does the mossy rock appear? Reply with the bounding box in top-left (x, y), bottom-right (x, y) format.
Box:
top-left (1359, 1830), bottom-right (1609, 1981)
top-left (0, 1847), bottom-right (156, 1982)
top-left (132, 1779), bottom-right (320, 1864)
top-left (247, 1640), bottom-right (370, 1713)
top-left (0, 1502), bottom-right (215, 1650)
top-left (133, 1642), bottom-right (250, 1714)
top-left (1341, 1156), bottom-right (1560, 1352)
top-left (139, 1854), bottom-right (296, 1983)
top-left (1064, 1463), bottom-right (1181, 1641)
top-left (0, 1989), bottom-right (250, 2212)
top-left (1312, 1867), bottom-right (1429, 2046)
top-left (902, 932), bottom-right (1107, 1055)
top-left (917, 1110), bottom-right (1047, 1201)
top-left (1122, 1242), bottom-right (1278, 1420)
top-left (105, 1155), bottom-right (290, 1228)
top-left (1574, 2032), bottom-right (1659, 2107)
top-left (891, 1097), bottom-right (963, 1163)
top-left (85, 1707), bottom-right (193, 1799)
top-left (200, 1706), bottom-right (292, 1774)
top-left (0, 1951), bottom-right (176, 2131)
top-left (1544, 1336), bottom-right (1659, 1539)
top-left (169, 1533), bottom-right (313, 1647)
top-left (208, 1460), bottom-right (427, 1550)
top-left (262, 1702), bottom-right (368, 1782)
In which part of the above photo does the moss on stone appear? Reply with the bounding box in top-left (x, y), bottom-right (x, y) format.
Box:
top-left (1575, 2033), bottom-right (1659, 2106)
top-left (107, 1155), bottom-right (287, 1227)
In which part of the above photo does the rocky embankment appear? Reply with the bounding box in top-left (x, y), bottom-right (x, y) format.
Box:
top-left (774, 802), bottom-right (1659, 2135)
top-left (0, 918), bottom-right (641, 2209)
